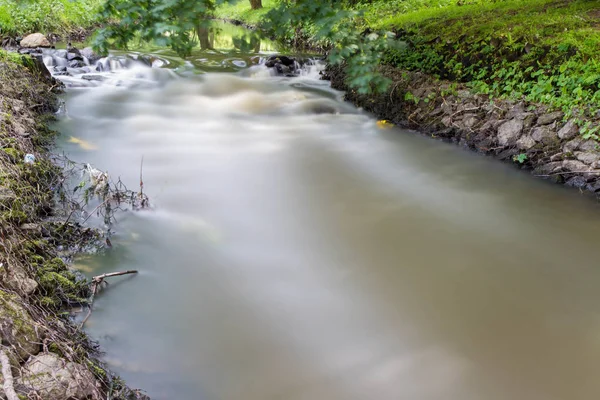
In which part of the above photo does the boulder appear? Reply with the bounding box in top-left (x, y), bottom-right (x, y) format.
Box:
top-left (566, 176), bottom-right (587, 188)
top-left (575, 151), bottom-right (600, 165)
top-left (562, 159), bottom-right (589, 172)
top-left (0, 290), bottom-right (40, 361)
top-left (17, 353), bottom-right (101, 400)
top-left (516, 135), bottom-right (536, 150)
top-left (579, 140), bottom-right (599, 152)
top-left (557, 120), bottom-right (579, 140)
top-left (20, 33), bottom-right (51, 48)
top-left (531, 126), bottom-right (557, 144)
top-left (563, 138), bottom-right (582, 153)
top-left (497, 119), bottom-right (523, 146)
top-left (81, 47), bottom-right (102, 65)
top-left (536, 111), bottom-right (563, 126)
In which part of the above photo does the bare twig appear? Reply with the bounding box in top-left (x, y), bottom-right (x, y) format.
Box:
top-left (79, 270), bottom-right (138, 329)
top-left (139, 156), bottom-right (144, 196)
top-left (0, 347), bottom-right (19, 400)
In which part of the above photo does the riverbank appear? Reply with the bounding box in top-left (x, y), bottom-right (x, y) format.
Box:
top-left (0, 50), bottom-right (146, 399)
top-left (215, 0), bottom-right (600, 196)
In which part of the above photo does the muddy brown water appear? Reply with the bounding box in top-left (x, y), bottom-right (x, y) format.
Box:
top-left (51, 22), bottom-right (600, 400)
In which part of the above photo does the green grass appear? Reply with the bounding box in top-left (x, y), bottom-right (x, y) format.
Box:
top-left (213, 0), bottom-right (278, 26)
top-left (0, 0), bottom-right (104, 37)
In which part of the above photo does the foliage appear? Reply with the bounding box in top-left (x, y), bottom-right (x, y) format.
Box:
top-left (0, 0), bottom-right (103, 36)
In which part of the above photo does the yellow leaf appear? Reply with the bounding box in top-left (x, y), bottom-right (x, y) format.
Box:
top-left (376, 120), bottom-right (394, 129)
top-left (68, 136), bottom-right (98, 151)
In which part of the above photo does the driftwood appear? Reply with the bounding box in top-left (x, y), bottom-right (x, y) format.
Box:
top-left (0, 348), bottom-right (19, 400)
top-left (79, 270), bottom-right (138, 329)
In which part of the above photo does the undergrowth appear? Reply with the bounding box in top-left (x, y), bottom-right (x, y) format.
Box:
top-left (0, 0), bottom-right (104, 37)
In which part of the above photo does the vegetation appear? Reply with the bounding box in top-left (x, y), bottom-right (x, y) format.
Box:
top-left (213, 0), bottom-right (600, 117)
top-left (0, 0), bottom-right (104, 37)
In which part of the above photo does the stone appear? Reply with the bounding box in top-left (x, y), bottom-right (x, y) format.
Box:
top-left (530, 126), bottom-right (557, 144)
top-left (81, 47), bottom-right (101, 65)
top-left (497, 119), bottom-right (523, 146)
top-left (585, 181), bottom-right (600, 192)
top-left (557, 120), bottom-right (579, 140)
top-left (550, 153), bottom-right (564, 162)
top-left (562, 159), bottom-right (589, 172)
top-left (20, 33), bottom-right (51, 48)
top-left (462, 113), bottom-right (480, 129)
top-left (533, 162), bottom-right (562, 175)
top-left (17, 353), bottom-right (101, 400)
top-left (0, 290), bottom-right (41, 361)
top-left (566, 176), bottom-right (588, 188)
top-left (81, 75), bottom-right (107, 82)
top-left (516, 135), bottom-right (536, 150)
top-left (575, 151), bottom-right (600, 165)
top-left (579, 140), bottom-right (599, 152)
top-left (536, 111), bottom-right (563, 126)
top-left (563, 138), bottom-right (582, 152)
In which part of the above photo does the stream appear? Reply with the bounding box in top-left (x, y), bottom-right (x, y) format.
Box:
top-left (49, 22), bottom-right (600, 400)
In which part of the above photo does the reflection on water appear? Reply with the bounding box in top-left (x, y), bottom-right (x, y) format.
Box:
top-left (53, 25), bottom-right (600, 400)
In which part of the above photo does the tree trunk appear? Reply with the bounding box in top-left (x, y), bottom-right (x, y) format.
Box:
top-left (250, 0), bottom-right (262, 10)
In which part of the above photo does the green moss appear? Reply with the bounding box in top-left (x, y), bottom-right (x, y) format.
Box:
top-left (2, 147), bottom-right (22, 163)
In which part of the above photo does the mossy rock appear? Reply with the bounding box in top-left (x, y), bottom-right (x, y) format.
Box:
top-left (0, 289), bottom-right (41, 361)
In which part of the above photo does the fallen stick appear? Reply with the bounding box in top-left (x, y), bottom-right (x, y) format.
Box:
top-left (79, 270), bottom-right (138, 329)
top-left (0, 348), bottom-right (19, 400)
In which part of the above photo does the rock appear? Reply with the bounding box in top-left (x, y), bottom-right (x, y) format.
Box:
top-left (20, 33), bottom-right (51, 48)
top-left (585, 181), bottom-right (600, 192)
top-left (266, 55), bottom-right (295, 67)
top-left (537, 111), bottom-right (563, 126)
top-left (68, 59), bottom-right (85, 68)
top-left (533, 162), bottom-right (562, 175)
top-left (566, 176), bottom-right (588, 188)
top-left (562, 159), bottom-right (589, 172)
top-left (81, 47), bottom-right (101, 64)
top-left (0, 290), bottom-right (41, 360)
top-left (497, 119), bottom-right (523, 146)
top-left (579, 140), bottom-right (599, 152)
top-left (67, 52), bottom-right (84, 62)
top-left (563, 138), bottom-right (582, 152)
top-left (81, 75), bottom-right (107, 82)
top-left (557, 120), bottom-right (579, 140)
top-left (516, 135), bottom-right (536, 150)
top-left (530, 126), bottom-right (557, 144)
top-left (575, 151), bottom-right (600, 165)
top-left (550, 153), bottom-right (564, 162)
top-left (17, 353), bottom-right (101, 400)
top-left (462, 113), bottom-right (480, 128)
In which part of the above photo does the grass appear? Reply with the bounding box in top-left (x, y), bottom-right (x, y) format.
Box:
top-left (213, 0), bottom-right (279, 25)
top-left (0, 0), bottom-right (104, 37)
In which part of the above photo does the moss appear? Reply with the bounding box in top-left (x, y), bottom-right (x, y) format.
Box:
top-left (1, 209), bottom-right (28, 225)
top-left (86, 359), bottom-right (108, 380)
top-left (2, 147), bottom-right (22, 163)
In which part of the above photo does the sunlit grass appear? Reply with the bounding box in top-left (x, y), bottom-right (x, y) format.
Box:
top-left (0, 0), bottom-right (104, 36)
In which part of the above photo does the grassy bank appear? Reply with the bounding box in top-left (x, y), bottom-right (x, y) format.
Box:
top-left (216, 0), bottom-right (600, 124)
top-left (0, 0), bottom-right (104, 37)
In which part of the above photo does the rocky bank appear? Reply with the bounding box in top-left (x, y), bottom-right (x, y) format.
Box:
top-left (325, 65), bottom-right (600, 195)
top-left (0, 38), bottom-right (147, 399)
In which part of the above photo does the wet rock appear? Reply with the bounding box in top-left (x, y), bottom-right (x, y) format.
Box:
top-left (533, 161), bottom-right (562, 175)
top-left (566, 176), bottom-right (588, 188)
top-left (557, 120), bottom-right (579, 140)
top-left (530, 126), bottom-right (557, 144)
top-left (537, 111), bottom-right (563, 126)
top-left (81, 75), bottom-right (107, 82)
top-left (0, 290), bottom-right (41, 360)
top-left (67, 52), bottom-right (84, 62)
top-left (68, 59), bottom-right (85, 68)
top-left (17, 353), bottom-right (101, 400)
top-left (575, 151), bottom-right (600, 165)
top-left (81, 47), bottom-right (101, 65)
top-left (516, 135), bottom-right (536, 150)
top-left (585, 181), bottom-right (600, 192)
top-left (20, 33), bottom-right (51, 48)
top-left (497, 119), bottom-right (523, 146)
top-left (266, 55), bottom-right (296, 67)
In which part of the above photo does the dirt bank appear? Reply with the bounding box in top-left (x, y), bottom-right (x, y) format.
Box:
top-left (0, 53), bottom-right (147, 399)
top-left (325, 64), bottom-right (600, 195)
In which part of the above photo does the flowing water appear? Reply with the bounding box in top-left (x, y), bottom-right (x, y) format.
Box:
top-left (50, 23), bottom-right (600, 400)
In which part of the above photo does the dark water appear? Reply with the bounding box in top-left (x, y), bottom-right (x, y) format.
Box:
top-left (51, 23), bottom-right (600, 400)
